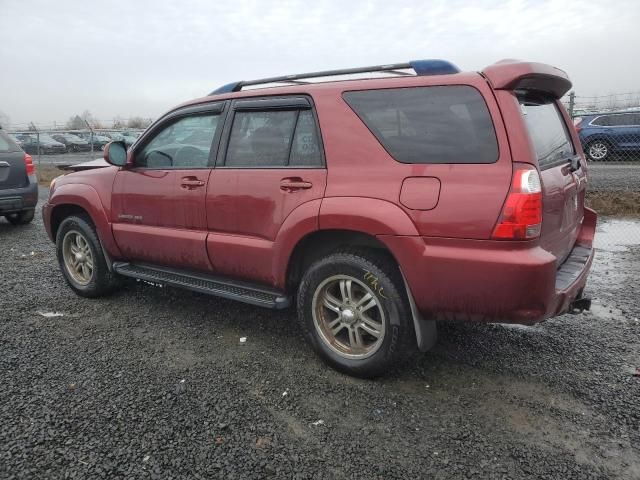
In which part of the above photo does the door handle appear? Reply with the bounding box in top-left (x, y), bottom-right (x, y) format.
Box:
top-left (280, 178), bottom-right (313, 191)
top-left (181, 177), bottom-right (205, 189)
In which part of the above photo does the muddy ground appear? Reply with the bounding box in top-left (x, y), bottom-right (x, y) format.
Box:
top-left (0, 189), bottom-right (639, 479)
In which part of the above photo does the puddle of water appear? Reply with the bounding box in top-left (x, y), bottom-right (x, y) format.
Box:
top-left (594, 219), bottom-right (640, 252)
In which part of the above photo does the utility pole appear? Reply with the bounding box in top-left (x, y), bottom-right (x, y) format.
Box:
top-left (30, 122), bottom-right (40, 166)
top-left (84, 119), bottom-right (94, 158)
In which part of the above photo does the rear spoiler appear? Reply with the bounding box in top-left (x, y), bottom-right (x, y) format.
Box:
top-left (482, 60), bottom-right (572, 99)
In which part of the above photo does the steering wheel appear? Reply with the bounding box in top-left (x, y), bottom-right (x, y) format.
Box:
top-left (174, 145), bottom-right (208, 167)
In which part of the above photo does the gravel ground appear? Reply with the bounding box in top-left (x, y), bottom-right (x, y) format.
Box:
top-left (1, 188), bottom-right (639, 479)
top-left (588, 164), bottom-right (640, 192)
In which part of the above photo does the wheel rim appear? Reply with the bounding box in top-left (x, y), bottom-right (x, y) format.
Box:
top-left (312, 274), bottom-right (386, 360)
top-left (62, 230), bottom-right (94, 285)
top-left (589, 142), bottom-right (608, 160)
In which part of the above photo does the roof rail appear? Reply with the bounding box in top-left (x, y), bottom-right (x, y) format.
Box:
top-left (208, 59), bottom-right (460, 95)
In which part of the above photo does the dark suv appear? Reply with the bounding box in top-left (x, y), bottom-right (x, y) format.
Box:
top-left (42, 59), bottom-right (596, 377)
top-left (0, 127), bottom-right (37, 224)
top-left (575, 111), bottom-right (640, 161)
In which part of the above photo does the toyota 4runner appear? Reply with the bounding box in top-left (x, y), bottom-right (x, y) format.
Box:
top-left (43, 59), bottom-right (596, 377)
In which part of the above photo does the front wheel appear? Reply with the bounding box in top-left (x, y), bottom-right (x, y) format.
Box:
top-left (586, 140), bottom-right (610, 161)
top-left (297, 250), bottom-right (417, 378)
top-left (56, 215), bottom-right (119, 298)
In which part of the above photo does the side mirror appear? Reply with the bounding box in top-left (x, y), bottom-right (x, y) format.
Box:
top-left (104, 141), bottom-right (128, 166)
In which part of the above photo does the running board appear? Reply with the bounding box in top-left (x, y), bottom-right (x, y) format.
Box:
top-left (112, 262), bottom-right (290, 309)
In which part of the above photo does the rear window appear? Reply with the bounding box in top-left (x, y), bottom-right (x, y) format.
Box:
top-left (0, 131), bottom-right (21, 153)
top-left (519, 97), bottom-right (574, 169)
top-left (343, 86), bottom-right (498, 164)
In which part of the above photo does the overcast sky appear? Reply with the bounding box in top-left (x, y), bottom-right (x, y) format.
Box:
top-left (1, 0), bottom-right (639, 127)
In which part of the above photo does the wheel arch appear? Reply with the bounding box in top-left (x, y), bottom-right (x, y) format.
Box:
top-left (48, 183), bottom-right (122, 259)
top-left (286, 228), bottom-right (436, 353)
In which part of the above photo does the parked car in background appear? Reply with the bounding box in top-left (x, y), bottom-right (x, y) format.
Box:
top-left (42, 59), bottom-right (595, 377)
top-left (575, 111), bottom-right (640, 161)
top-left (111, 131), bottom-right (139, 147)
top-left (74, 131), bottom-right (111, 150)
top-left (52, 133), bottom-right (91, 152)
top-left (0, 127), bottom-right (37, 224)
top-left (18, 134), bottom-right (66, 155)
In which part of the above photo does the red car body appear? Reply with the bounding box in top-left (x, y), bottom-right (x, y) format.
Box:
top-left (43, 59), bottom-right (595, 329)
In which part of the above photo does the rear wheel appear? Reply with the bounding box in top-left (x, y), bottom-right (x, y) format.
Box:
top-left (56, 215), bottom-right (119, 297)
top-left (5, 209), bottom-right (35, 225)
top-left (586, 140), bottom-right (610, 161)
top-left (297, 250), bottom-right (416, 378)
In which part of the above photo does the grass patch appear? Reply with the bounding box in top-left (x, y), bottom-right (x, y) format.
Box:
top-left (37, 165), bottom-right (64, 187)
top-left (586, 191), bottom-right (640, 216)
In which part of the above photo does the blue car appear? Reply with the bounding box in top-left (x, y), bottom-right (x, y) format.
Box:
top-left (575, 111), bottom-right (640, 161)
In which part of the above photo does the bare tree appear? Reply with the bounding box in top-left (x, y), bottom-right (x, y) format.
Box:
top-left (126, 116), bottom-right (152, 129)
top-left (66, 115), bottom-right (85, 130)
top-left (112, 116), bottom-right (125, 129)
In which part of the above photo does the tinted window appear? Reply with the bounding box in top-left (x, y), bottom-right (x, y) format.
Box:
top-left (608, 114), bottom-right (636, 126)
top-left (343, 86), bottom-right (498, 164)
top-left (225, 108), bottom-right (323, 167)
top-left (290, 111), bottom-right (322, 166)
top-left (0, 131), bottom-right (21, 153)
top-left (520, 98), bottom-right (574, 169)
top-left (136, 113), bottom-right (221, 168)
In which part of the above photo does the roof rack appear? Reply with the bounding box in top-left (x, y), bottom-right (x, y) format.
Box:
top-left (208, 59), bottom-right (460, 95)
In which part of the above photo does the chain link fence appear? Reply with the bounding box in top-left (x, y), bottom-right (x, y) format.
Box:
top-left (563, 91), bottom-right (640, 163)
top-left (5, 127), bottom-right (144, 166)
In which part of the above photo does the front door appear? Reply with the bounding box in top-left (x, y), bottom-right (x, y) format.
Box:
top-left (206, 97), bottom-right (327, 284)
top-left (111, 103), bottom-right (226, 272)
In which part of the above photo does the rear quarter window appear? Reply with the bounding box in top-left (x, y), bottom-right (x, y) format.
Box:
top-left (519, 96), bottom-right (574, 170)
top-left (343, 85), bottom-right (498, 164)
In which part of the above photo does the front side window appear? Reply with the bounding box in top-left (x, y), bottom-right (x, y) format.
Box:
top-left (136, 113), bottom-right (221, 169)
top-left (343, 86), bottom-right (499, 164)
top-left (591, 115), bottom-right (612, 127)
top-left (225, 107), bottom-right (323, 168)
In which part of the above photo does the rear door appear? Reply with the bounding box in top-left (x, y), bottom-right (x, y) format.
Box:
top-left (518, 94), bottom-right (585, 263)
top-left (0, 130), bottom-right (27, 190)
top-left (206, 96), bottom-right (327, 284)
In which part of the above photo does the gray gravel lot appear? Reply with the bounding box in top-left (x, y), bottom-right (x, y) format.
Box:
top-left (588, 164), bottom-right (640, 192)
top-left (1, 188), bottom-right (639, 479)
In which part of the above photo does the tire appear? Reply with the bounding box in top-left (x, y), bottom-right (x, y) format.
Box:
top-left (585, 140), bottom-right (610, 161)
top-left (297, 250), bottom-right (416, 378)
top-left (5, 209), bottom-right (35, 225)
top-left (56, 214), bottom-right (119, 298)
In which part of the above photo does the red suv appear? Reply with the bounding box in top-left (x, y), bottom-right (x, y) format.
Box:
top-left (43, 59), bottom-right (596, 377)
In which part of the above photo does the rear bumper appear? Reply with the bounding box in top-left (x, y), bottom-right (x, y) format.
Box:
top-left (0, 179), bottom-right (38, 214)
top-left (380, 208), bottom-right (597, 324)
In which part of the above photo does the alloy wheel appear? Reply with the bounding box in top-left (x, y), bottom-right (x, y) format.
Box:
top-left (312, 274), bottom-right (386, 359)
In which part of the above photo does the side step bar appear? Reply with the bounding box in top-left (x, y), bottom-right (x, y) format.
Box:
top-left (113, 262), bottom-right (290, 310)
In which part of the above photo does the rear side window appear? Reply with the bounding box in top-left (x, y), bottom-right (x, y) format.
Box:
top-left (225, 109), bottom-right (323, 167)
top-left (519, 97), bottom-right (574, 169)
top-left (0, 131), bottom-right (21, 153)
top-left (343, 86), bottom-right (498, 164)
top-left (591, 115), bottom-right (612, 127)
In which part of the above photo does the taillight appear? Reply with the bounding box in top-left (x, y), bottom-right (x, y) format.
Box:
top-left (492, 165), bottom-right (542, 240)
top-left (24, 153), bottom-right (35, 176)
